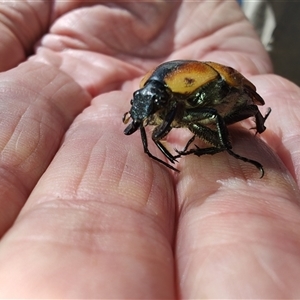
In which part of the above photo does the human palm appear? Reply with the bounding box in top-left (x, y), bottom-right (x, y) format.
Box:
top-left (0, 1), bottom-right (300, 298)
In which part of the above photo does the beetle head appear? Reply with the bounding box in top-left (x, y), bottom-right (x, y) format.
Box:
top-left (123, 81), bottom-right (171, 135)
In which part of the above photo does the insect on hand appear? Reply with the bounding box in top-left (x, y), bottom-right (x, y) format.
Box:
top-left (123, 60), bottom-right (271, 177)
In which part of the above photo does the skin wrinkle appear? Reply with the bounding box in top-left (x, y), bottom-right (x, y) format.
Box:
top-left (116, 2), bottom-right (171, 27)
top-left (1, 115), bottom-right (22, 158)
top-left (177, 245), bottom-right (216, 299)
top-left (177, 208), bottom-right (300, 258)
top-left (15, 199), bottom-right (173, 270)
top-left (38, 109), bottom-right (64, 139)
top-left (206, 2), bottom-right (244, 39)
top-left (120, 154), bottom-right (150, 206)
top-left (142, 8), bottom-right (176, 54)
top-left (3, 102), bottom-right (64, 174)
top-left (36, 50), bottom-right (140, 96)
top-left (121, 157), bottom-right (153, 208)
top-left (41, 78), bottom-right (85, 123)
top-left (117, 147), bottom-right (132, 190)
top-left (266, 153), bottom-right (298, 187)
top-left (69, 118), bottom-right (161, 217)
top-left (99, 142), bottom-right (128, 193)
top-left (118, 163), bottom-right (147, 204)
top-left (0, 2), bottom-right (50, 57)
top-left (75, 148), bottom-right (100, 197)
top-left (50, 7), bottom-right (124, 54)
top-left (252, 246), bottom-right (288, 295)
top-left (174, 2), bottom-right (216, 43)
top-left (110, 120), bottom-right (176, 239)
top-left (26, 2), bottom-right (46, 32)
top-left (11, 105), bottom-right (42, 166)
top-left (14, 125), bottom-right (39, 166)
top-left (5, 66), bottom-right (84, 128)
top-left (0, 165), bottom-right (30, 200)
top-left (143, 166), bottom-right (157, 207)
top-left (109, 3), bottom-right (174, 52)
top-left (0, 5), bottom-right (26, 50)
top-left (177, 242), bottom-right (298, 298)
top-left (137, 7), bottom-right (175, 54)
top-left (179, 169), bottom-right (298, 225)
top-left (187, 187), bottom-right (300, 224)
top-left (267, 130), bottom-right (300, 185)
top-left (43, 76), bottom-right (70, 115)
top-left (77, 139), bottom-right (102, 198)
top-left (148, 173), bottom-right (176, 242)
top-left (175, 160), bottom-right (221, 202)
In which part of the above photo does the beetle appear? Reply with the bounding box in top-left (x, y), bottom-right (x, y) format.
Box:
top-left (123, 60), bottom-right (271, 177)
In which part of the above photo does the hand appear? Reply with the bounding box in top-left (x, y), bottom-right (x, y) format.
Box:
top-left (0, 1), bottom-right (300, 298)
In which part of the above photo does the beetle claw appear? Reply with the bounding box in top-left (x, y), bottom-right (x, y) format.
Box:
top-left (168, 156), bottom-right (179, 164)
top-left (173, 148), bottom-right (187, 159)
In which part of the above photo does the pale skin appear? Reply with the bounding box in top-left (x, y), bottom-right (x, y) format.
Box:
top-left (0, 1), bottom-right (300, 298)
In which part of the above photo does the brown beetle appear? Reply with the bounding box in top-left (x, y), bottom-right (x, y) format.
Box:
top-left (123, 60), bottom-right (271, 177)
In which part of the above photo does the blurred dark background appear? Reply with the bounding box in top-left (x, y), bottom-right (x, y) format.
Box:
top-left (242, 1), bottom-right (300, 86)
top-left (270, 2), bottom-right (300, 86)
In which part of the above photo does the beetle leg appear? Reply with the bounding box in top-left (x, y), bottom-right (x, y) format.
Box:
top-left (182, 110), bottom-right (265, 177)
top-left (224, 105), bottom-right (271, 134)
top-left (199, 109), bottom-right (232, 148)
top-left (177, 144), bottom-right (223, 156)
top-left (140, 126), bottom-right (179, 172)
top-left (254, 107), bottom-right (271, 134)
top-left (218, 110), bottom-right (265, 176)
top-left (174, 108), bottom-right (227, 159)
top-left (151, 104), bottom-right (179, 163)
top-left (189, 122), bottom-right (228, 150)
top-left (182, 108), bottom-right (232, 148)
top-left (152, 104), bottom-right (178, 140)
top-left (155, 140), bottom-right (178, 164)
top-left (226, 149), bottom-right (264, 178)
top-left (178, 135), bottom-right (265, 177)
top-left (174, 134), bottom-right (196, 158)
top-left (223, 104), bottom-right (259, 125)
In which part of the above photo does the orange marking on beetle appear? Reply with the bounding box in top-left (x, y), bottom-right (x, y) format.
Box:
top-left (164, 62), bottom-right (218, 94)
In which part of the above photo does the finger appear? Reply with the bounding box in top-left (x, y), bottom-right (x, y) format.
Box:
top-left (0, 61), bottom-right (90, 237)
top-left (0, 92), bottom-right (176, 298)
top-left (42, 2), bottom-right (173, 57)
top-left (0, 1), bottom-right (51, 71)
top-left (169, 0), bottom-right (272, 75)
top-left (31, 49), bottom-right (142, 97)
top-left (254, 74), bottom-right (300, 185)
top-left (175, 131), bottom-right (300, 298)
